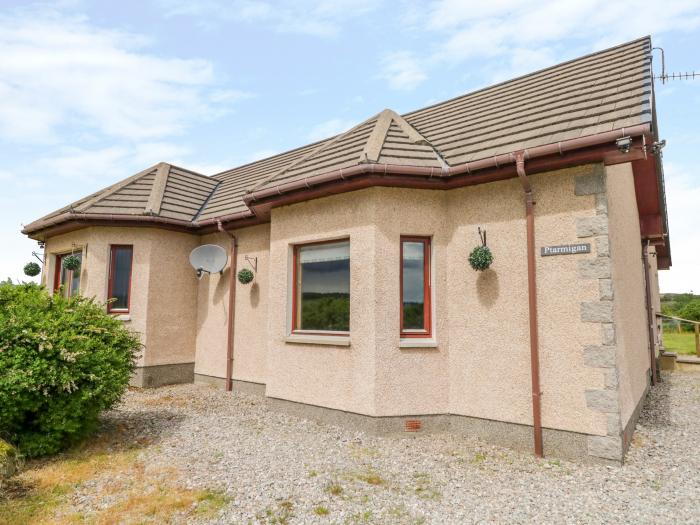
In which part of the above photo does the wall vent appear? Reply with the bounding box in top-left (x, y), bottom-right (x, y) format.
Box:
top-left (404, 419), bottom-right (422, 432)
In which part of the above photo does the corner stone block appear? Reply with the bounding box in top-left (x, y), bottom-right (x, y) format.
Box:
top-left (595, 193), bottom-right (608, 216)
top-left (601, 323), bottom-right (616, 346)
top-left (578, 258), bottom-right (611, 279)
top-left (588, 435), bottom-right (623, 462)
top-left (595, 236), bottom-right (610, 257)
top-left (604, 368), bottom-right (619, 390)
top-left (581, 301), bottom-right (613, 323)
top-left (576, 216), bottom-right (608, 238)
top-left (607, 413), bottom-right (622, 435)
top-left (586, 389), bottom-right (619, 413)
top-left (599, 279), bottom-right (614, 301)
top-left (583, 345), bottom-right (616, 368)
top-left (574, 169), bottom-right (606, 195)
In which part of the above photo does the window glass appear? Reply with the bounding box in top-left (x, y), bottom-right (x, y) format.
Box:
top-left (55, 253), bottom-right (81, 297)
top-left (109, 246), bottom-right (133, 312)
top-left (401, 237), bottom-right (431, 336)
top-left (295, 241), bottom-right (350, 332)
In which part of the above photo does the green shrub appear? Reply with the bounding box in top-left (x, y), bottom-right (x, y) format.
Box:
top-left (0, 283), bottom-right (140, 457)
top-left (237, 268), bottom-right (254, 285)
top-left (679, 300), bottom-right (700, 323)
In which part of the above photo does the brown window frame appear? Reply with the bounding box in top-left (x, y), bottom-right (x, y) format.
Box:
top-left (107, 245), bottom-right (133, 314)
top-left (400, 236), bottom-right (432, 338)
top-left (53, 253), bottom-right (81, 296)
top-left (292, 238), bottom-right (350, 336)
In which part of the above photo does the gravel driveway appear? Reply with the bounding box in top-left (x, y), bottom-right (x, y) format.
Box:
top-left (98, 371), bottom-right (700, 524)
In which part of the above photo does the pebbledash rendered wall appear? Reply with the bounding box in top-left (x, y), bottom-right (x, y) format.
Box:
top-left (262, 163), bottom-right (654, 462)
top-left (40, 162), bottom-right (655, 463)
top-left (43, 227), bottom-right (200, 387)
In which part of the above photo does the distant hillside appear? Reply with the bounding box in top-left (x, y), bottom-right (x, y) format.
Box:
top-left (661, 293), bottom-right (700, 316)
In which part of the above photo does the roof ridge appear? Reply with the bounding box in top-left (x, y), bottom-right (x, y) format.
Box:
top-left (361, 109), bottom-right (448, 169)
top-left (74, 163), bottom-right (160, 213)
top-left (247, 112), bottom-right (381, 193)
top-left (144, 162), bottom-right (171, 216)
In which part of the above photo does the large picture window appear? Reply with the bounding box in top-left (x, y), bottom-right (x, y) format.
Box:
top-left (400, 237), bottom-right (431, 338)
top-left (293, 240), bottom-right (350, 333)
top-left (53, 253), bottom-right (82, 297)
top-left (108, 245), bottom-right (133, 313)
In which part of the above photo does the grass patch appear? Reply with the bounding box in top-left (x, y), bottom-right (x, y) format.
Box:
top-left (325, 481), bottom-right (343, 497)
top-left (0, 426), bottom-right (228, 525)
top-left (313, 505), bottom-right (330, 516)
top-left (256, 499), bottom-right (295, 524)
top-left (662, 332), bottom-right (698, 356)
top-left (412, 472), bottom-right (441, 501)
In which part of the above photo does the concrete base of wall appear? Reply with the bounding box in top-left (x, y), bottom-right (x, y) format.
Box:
top-left (130, 363), bottom-right (194, 388)
top-left (194, 373), bottom-right (266, 396)
top-left (621, 379), bottom-right (651, 458)
top-left (267, 396), bottom-right (608, 464)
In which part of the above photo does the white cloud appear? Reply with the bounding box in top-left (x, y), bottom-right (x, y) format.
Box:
top-left (306, 118), bottom-right (357, 142)
top-left (159, 0), bottom-right (381, 37)
top-left (379, 51), bottom-right (427, 91)
top-left (0, 11), bottom-right (252, 144)
top-left (389, 0), bottom-right (700, 89)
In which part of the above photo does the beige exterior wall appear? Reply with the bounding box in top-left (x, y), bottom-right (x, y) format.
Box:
top-left (265, 165), bottom-right (608, 435)
top-left (447, 168), bottom-right (605, 435)
top-left (267, 193), bottom-right (378, 414)
top-left (606, 163), bottom-right (651, 426)
top-left (39, 161), bottom-right (654, 445)
top-left (43, 227), bottom-right (199, 368)
top-left (194, 225), bottom-right (270, 385)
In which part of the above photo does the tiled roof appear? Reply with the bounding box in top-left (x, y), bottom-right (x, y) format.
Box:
top-left (24, 36), bottom-right (653, 233)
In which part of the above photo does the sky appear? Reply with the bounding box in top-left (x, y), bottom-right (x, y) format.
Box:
top-left (1, 0), bottom-right (698, 293)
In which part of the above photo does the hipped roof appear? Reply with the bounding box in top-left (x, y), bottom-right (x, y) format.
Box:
top-left (24, 36), bottom-right (655, 234)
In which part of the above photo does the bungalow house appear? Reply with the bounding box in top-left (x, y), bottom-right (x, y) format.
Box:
top-left (22, 37), bottom-right (670, 464)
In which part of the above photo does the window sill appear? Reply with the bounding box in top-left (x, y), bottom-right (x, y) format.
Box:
top-left (113, 314), bottom-right (131, 322)
top-left (285, 334), bottom-right (350, 346)
top-left (399, 338), bottom-right (438, 348)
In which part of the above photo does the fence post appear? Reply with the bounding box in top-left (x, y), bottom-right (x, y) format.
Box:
top-left (695, 323), bottom-right (699, 358)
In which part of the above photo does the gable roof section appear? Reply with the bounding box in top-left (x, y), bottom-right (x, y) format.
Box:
top-left (24, 37), bottom-right (658, 238)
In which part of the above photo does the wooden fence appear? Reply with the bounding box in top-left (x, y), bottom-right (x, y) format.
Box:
top-left (657, 313), bottom-right (700, 357)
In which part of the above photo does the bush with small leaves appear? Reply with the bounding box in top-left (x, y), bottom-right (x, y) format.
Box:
top-left (469, 245), bottom-right (493, 271)
top-left (23, 262), bottom-right (41, 277)
top-left (237, 268), bottom-right (254, 285)
top-left (0, 282), bottom-right (140, 457)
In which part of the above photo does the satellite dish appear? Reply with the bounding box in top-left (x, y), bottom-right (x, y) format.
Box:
top-left (189, 244), bottom-right (228, 278)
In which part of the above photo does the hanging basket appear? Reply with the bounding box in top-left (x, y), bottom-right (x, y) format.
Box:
top-left (469, 227), bottom-right (493, 271)
top-left (23, 262), bottom-right (41, 277)
top-left (237, 268), bottom-right (254, 285)
top-left (62, 255), bottom-right (81, 271)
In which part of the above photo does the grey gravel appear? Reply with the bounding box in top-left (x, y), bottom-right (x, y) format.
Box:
top-left (94, 371), bottom-right (700, 524)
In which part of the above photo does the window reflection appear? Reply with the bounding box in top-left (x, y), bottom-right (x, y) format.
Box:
top-left (296, 241), bottom-right (350, 332)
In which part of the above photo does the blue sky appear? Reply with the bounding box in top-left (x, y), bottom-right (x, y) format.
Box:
top-left (1, 0), bottom-right (699, 292)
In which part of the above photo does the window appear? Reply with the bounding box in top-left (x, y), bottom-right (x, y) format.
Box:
top-left (293, 240), bottom-right (350, 333)
top-left (108, 245), bottom-right (133, 313)
top-left (53, 253), bottom-right (82, 297)
top-left (400, 237), bottom-right (431, 338)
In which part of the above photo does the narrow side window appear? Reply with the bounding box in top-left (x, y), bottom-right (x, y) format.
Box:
top-left (400, 237), bottom-right (431, 338)
top-left (53, 253), bottom-right (82, 297)
top-left (108, 245), bottom-right (133, 313)
top-left (293, 239), bottom-right (350, 334)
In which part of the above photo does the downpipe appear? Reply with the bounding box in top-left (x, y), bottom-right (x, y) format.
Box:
top-left (515, 152), bottom-right (544, 458)
top-left (642, 241), bottom-right (658, 385)
top-left (217, 220), bottom-right (238, 392)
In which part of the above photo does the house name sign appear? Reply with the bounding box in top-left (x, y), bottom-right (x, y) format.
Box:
top-left (540, 243), bottom-right (591, 257)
